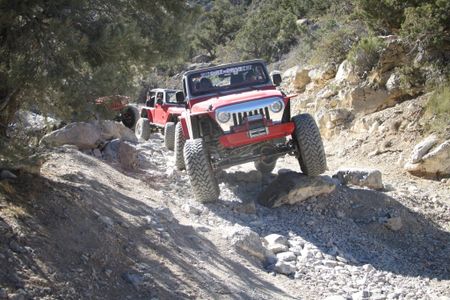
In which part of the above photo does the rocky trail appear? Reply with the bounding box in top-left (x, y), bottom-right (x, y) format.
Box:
top-left (1, 125), bottom-right (449, 299)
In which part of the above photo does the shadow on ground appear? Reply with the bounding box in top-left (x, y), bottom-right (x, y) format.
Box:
top-left (0, 152), bottom-right (291, 299)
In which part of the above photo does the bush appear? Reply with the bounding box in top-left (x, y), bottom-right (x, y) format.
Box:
top-left (424, 84), bottom-right (450, 134)
top-left (347, 36), bottom-right (384, 75)
top-left (401, 1), bottom-right (450, 50)
top-left (235, 6), bottom-right (298, 62)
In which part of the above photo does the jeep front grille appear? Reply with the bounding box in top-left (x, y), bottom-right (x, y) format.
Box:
top-left (215, 97), bottom-right (284, 133)
top-left (232, 107), bottom-right (270, 126)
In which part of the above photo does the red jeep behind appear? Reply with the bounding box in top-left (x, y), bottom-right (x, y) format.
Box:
top-left (174, 60), bottom-right (327, 203)
top-left (135, 88), bottom-right (185, 150)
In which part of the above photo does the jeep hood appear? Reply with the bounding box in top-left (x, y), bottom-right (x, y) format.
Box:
top-left (191, 90), bottom-right (283, 113)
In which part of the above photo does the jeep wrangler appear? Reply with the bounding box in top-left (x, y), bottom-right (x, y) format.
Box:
top-left (175, 60), bottom-right (327, 202)
top-left (135, 88), bottom-right (185, 150)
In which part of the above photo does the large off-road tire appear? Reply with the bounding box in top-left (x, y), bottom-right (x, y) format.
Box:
top-left (164, 122), bottom-right (175, 150)
top-left (135, 118), bottom-right (151, 141)
top-left (121, 105), bottom-right (140, 129)
top-left (174, 122), bottom-right (186, 170)
top-left (292, 114), bottom-right (327, 176)
top-left (184, 139), bottom-right (220, 203)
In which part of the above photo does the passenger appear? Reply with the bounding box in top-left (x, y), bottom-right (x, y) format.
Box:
top-left (200, 77), bottom-right (213, 90)
top-left (245, 70), bottom-right (257, 82)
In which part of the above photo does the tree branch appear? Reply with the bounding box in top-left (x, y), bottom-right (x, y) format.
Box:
top-left (0, 88), bottom-right (20, 112)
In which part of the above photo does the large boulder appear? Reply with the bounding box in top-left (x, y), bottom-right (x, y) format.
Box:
top-left (40, 121), bottom-right (137, 149)
top-left (341, 86), bottom-right (393, 115)
top-left (258, 172), bottom-right (336, 208)
top-left (405, 140), bottom-right (450, 178)
top-left (98, 120), bottom-right (138, 143)
top-left (40, 122), bottom-right (102, 149)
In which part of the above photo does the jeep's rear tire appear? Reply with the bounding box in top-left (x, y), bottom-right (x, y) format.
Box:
top-left (164, 122), bottom-right (175, 150)
top-left (174, 122), bottom-right (186, 170)
top-left (184, 139), bottom-right (219, 203)
top-left (121, 105), bottom-right (139, 129)
top-left (292, 114), bottom-right (327, 176)
top-left (135, 118), bottom-right (151, 141)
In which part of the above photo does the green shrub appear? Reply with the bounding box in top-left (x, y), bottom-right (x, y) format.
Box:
top-left (347, 36), bottom-right (384, 75)
top-left (401, 1), bottom-right (450, 50)
top-left (424, 84), bottom-right (450, 134)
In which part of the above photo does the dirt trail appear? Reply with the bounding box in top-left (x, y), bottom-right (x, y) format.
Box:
top-left (0, 131), bottom-right (449, 299)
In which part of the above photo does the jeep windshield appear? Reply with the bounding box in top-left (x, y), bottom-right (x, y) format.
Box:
top-left (187, 62), bottom-right (270, 97)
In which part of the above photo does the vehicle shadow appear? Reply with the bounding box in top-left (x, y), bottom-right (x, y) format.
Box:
top-left (210, 171), bottom-right (450, 281)
top-left (0, 153), bottom-right (293, 299)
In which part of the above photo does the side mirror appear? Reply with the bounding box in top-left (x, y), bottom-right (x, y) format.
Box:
top-left (271, 71), bottom-right (282, 86)
top-left (176, 91), bottom-right (185, 103)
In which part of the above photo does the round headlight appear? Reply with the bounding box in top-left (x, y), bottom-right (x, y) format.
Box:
top-left (269, 99), bottom-right (283, 113)
top-left (217, 111), bottom-right (231, 123)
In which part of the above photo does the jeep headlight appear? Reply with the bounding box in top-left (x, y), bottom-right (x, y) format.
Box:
top-left (269, 99), bottom-right (283, 113)
top-left (217, 111), bottom-right (231, 123)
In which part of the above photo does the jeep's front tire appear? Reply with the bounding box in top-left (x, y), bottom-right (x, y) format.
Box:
top-left (135, 118), bottom-right (151, 141)
top-left (292, 114), bottom-right (327, 176)
top-left (184, 139), bottom-right (219, 203)
top-left (174, 122), bottom-right (186, 170)
top-left (164, 122), bottom-right (175, 150)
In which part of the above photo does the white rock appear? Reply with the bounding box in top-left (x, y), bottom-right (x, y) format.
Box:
top-left (410, 135), bottom-right (439, 163)
top-left (276, 251), bottom-right (296, 262)
top-left (324, 295), bottom-right (347, 300)
top-left (405, 140), bottom-right (450, 177)
top-left (267, 243), bottom-right (289, 254)
top-left (335, 60), bottom-right (360, 84)
top-left (264, 234), bottom-right (288, 246)
top-left (323, 259), bottom-right (338, 267)
top-left (181, 204), bottom-right (202, 215)
top-left (274, 260), bottom-right (297, 275)
top-left (333, 168), bottom-right (383, 190)
top-left (229, 226), bottom-right (266, 261)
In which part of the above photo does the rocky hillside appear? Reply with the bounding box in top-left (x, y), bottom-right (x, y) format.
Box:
top-left (283, 36), bottom-right (450, 179)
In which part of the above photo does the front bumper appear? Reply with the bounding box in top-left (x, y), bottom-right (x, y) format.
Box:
top-left (218, 122), bottom-right (295, 148)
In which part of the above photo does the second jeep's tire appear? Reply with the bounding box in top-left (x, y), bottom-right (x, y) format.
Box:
top-left (164, 122), bottom-right (175, 150)
top-left (135, 118), bottom-right (151, 141)
top-left (174, 122), bottom-right (186, 170)
top-left (121, 105), bottom-right (140, 129)
top-left (184, 139), bottom-right (219, 203)
top-left (292, 113), bottom-right (327, 176)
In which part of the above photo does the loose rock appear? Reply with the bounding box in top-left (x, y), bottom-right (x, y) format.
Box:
top-left (333, 168), bottom-right (383, 190)
top-left (258, 172), bottom-right (336, 208)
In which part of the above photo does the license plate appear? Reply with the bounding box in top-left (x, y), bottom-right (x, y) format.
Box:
top-left (248, 127), bottom-right (268, 138)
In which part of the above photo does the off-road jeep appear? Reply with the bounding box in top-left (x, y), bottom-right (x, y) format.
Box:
top-left (175, 60), bottom-right (327, 202)
top-left (135, 88), bottom-right (185, 150)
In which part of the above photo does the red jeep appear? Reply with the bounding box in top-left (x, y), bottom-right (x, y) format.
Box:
top-left (175, 60), bottom-right (327, 203)
top-left (135, 88), bottom-right (185, 150)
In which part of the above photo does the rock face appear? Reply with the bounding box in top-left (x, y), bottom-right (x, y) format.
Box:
top-left (40, 121), bottom-right (137, 149)
top-left (283, 66), bottom-right (311, 93)
top-left (257, 172), bottom-right (336, 208)
top-left (333, 168), bottom-right (383, 190)
top-left (335, 60), bottom-right (360, 85)
top-left (405, 140), bottom-right (450, 178)
top-left (263, 234), bottom-right (289, 254)
top-left (316, 108), bottom-right (352, 138)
